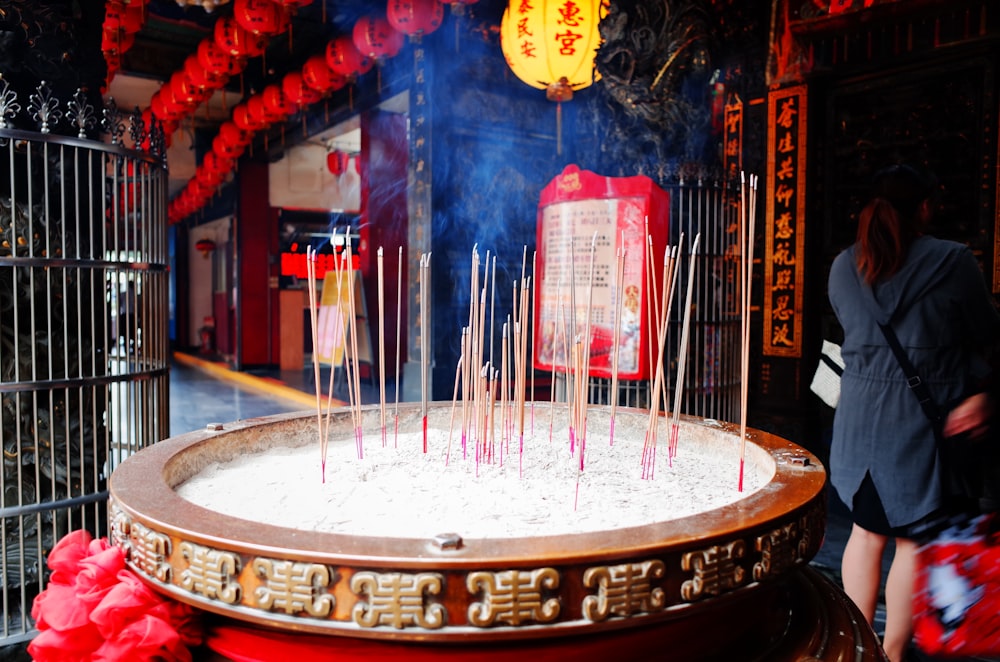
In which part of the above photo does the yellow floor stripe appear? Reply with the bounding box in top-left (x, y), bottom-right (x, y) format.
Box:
top-left (173, 352), bottom-right (346, 409)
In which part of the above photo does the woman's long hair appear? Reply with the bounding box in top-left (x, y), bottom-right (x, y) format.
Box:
top-left (855, 164), bottom-right (933, 285)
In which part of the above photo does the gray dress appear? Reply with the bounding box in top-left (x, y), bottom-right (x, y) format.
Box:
top-left (828, 235), bottom-right (1000, 528)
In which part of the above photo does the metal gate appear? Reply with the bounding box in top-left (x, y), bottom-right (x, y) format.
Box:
top-left (0, 84), bottom-right (169, 645)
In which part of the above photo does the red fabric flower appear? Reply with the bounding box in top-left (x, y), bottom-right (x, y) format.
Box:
top-left (29, 530), bottom-right (203, 662)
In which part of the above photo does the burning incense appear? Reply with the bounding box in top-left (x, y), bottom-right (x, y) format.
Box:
top-left (488, 253), bottom-right (496, 372)
top-left (738, 173), bottom-right (758, 491)
top-left (344, 241), bottom-right (364, 459)
top-left (641, 244), bottom-right (679, 479)
top-left (420, 252), bottom-right (431, 452)
top-left (446, 355), bottom-right (463, 466)
top-left (305, 246), bottom-right (327, 481)
top-left (394, 246), bottom-right (402, 446)
top-left (530, 250), bottom-right (537, 434)
top-left (377, 247), bottom-right (387, 446)
top-left (668, 233), bottom-right (702, 462)
top-left (548, 273), bottom-right (563, 443)
top-left (577, 234), bottom-right (597, 465)
top-left (609, 242), bottom-right (626, 445)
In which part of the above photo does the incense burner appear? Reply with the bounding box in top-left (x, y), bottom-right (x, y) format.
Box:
top-left (108, 404), bottom-right (883, 660)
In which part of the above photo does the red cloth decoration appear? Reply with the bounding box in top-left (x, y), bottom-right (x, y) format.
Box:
top-left (29, 530), bottom-right (203, 662)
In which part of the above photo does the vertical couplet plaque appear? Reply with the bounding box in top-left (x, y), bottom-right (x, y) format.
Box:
top-left (533, 165), bottom-right (669, 380)
top-left (764, 85), bottom-right (807, 358)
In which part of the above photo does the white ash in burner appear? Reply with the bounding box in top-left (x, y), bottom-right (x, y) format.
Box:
top-left (175, 411), bottom-right (770, 540)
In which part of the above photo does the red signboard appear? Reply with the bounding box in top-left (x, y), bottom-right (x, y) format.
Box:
top-left (280, 250), bottom-right (360, 280)
top-left (533, 165), bottom-right (670, 381)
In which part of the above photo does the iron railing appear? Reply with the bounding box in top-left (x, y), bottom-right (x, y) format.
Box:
top-left (0, 83), bottom-right (169, 645)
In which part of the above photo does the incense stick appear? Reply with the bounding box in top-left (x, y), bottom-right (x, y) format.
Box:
top-left (609, 242), bottom-right (626, 445)
top-left (420, 252), bottom-right (431, 453)
top-left (641, 244), bottom-right (679, 479)
top-left (446, 355), bottom-right (463, 466)
top-left (306, 246), bottom-right (326, 481)
top-left (668, 233), bottom-right (702, 462)
top-left (394, 246), bottom-right (402, 447)
top-left (738, 173), bottom-right (758, 491)
top-left (377, 246), bottom-right (387, 446)
top-left (530, 251), bottom-right (537, 435)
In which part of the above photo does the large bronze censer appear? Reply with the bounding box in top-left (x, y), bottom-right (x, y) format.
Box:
top-left (108, 403), bottom-right (884, 660)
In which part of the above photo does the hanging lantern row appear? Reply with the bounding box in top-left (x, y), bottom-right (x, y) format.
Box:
top-left (168, 0), bottom-right (467, 224)
top-left (102, 0), bottom-right (150, 90)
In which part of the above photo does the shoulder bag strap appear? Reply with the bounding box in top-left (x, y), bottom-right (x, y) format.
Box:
top-left (877, 322), bottom-right (944, 435)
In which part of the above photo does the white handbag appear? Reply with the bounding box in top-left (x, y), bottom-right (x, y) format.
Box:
top-left (810, 340), bottom-right (844, 408)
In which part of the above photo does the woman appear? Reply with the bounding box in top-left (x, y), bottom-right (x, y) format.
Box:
top-left (828, 164), bottom-right (1000, 661)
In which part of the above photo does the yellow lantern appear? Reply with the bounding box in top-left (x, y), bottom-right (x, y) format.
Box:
top-left (500, 0), bottom-right (606, 152)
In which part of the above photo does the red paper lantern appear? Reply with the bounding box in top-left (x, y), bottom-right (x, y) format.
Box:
top-left (352, 15), bottom-right (404, 61)
top-left (219, 121), bottom-right (250, 148)
top-left (261, 84), bottom-right (290, 122)
top-left (203, 151), bottom-right (233, 177)
top-left (325, 35), bottom-right (373, 80)
top-left (213, 133), bottom-right (244, 160)
top-left (171, 70), bottom-right (207, 106)
top-left (104, 1), bottom-right (145, 35)
top-left (281, 72), bottom-right (322, 109)
top-left (215, 16), bottom-right (268, 59)
top-left (246, 94), bottom-right (272, 128)
top-left (101, 28), bottom-right (134, 55)
top-left (162, 120), bottom-right (178, 145)
top-left (183, 54), bottom-right (225, 91)
top-left (198, 39), bottom-right (242, 79)
top-left (387, 0), bottom-right (445, 40)
top-left (195, 238), bottom-right (217, 257)
top-left (302, 54), bottom-right (346, 94)
top-left (326, 150), bottom-right (350, 176)
top-left (151, 87), bottom-right (185, 121)
top-left (163, 79), bottom-right (195, 117)
top-left (232, 103), bottom-right (263, 132)
top-left (233, 0), bottom-right (290, 36)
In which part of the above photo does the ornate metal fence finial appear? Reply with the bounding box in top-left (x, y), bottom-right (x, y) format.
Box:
top-left (0, 75), bottom-right (21, 129)
top-left (102, 97), bottom-right (126, 145)
top-left (129, 106), bottom-right (146, 149)
top-left (27, 81), bottom-right (62, 133)
top-left (149, 117), bottom-right (167, 165)
top-left (66, 89), bottom-right (97, 139)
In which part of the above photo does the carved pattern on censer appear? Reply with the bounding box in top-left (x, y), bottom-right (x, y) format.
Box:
top-left (350, 571), bottom-right (445, 629)
top-left (179, 542), bottom-right (242, 605)
top-left (467, 568), bottom-right (560, 627)
top-left (252, 558), bottom-right (335, 617)
top-left (108, 501), bottom-right (131, 553)
top-left (582, 560), bottom-right (666, 621)
top-left (680, 540), bottom-right (747, 601)
top-left (753, 522), bottom-right (800, 582)
top-left (127, 521), bottom-right (172, 584)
